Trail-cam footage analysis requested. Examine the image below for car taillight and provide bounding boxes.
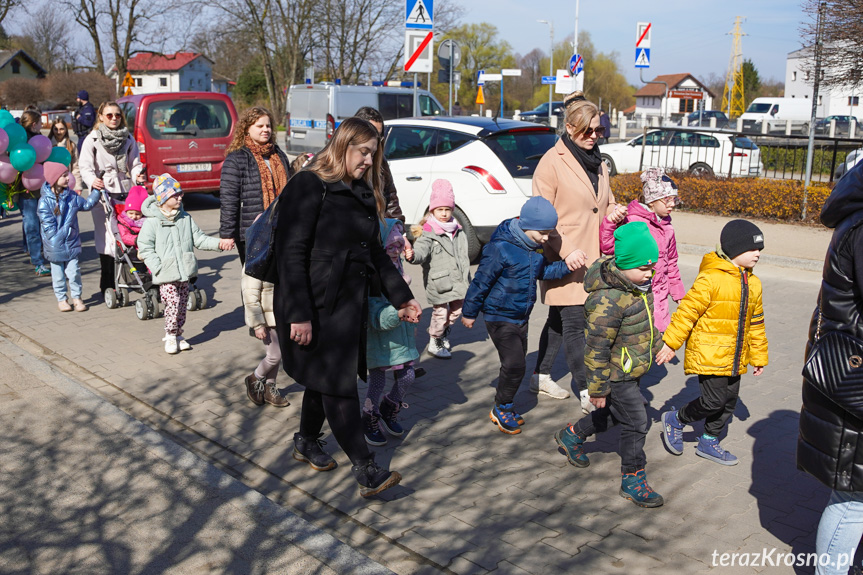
[137,141,147,165]
[326,114,335,139]
[285,112,291,137]
[462,165,506,194]
[728,152,748,157]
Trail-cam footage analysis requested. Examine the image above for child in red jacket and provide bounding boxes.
[118,185,148,248]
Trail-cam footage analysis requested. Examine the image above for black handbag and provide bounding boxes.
[802,295,863,420]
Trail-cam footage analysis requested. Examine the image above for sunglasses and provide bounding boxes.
[582,126,606,138]
[103,113,121,120]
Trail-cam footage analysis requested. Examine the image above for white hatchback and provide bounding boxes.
[383,117,557,261]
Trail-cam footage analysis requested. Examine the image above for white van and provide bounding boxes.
[741,97,812,134]
[285,83,445,154]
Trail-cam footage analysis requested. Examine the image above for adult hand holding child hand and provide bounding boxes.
[399,299,422,323]
[607,204,628,224]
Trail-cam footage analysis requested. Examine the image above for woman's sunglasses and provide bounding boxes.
[103,113,121,120]
[582,126,606,138]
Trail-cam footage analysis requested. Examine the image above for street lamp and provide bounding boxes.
[538,20,554,124]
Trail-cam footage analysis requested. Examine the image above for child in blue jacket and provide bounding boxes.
[37,161,100,312]
[462,196,573,435]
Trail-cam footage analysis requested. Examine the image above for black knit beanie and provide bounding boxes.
[720,219,765,259]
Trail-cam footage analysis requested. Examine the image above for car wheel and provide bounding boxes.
[453,206,481,263]
[601,154,617,177]
[689,162,714,177]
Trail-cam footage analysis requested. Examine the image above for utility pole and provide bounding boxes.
[721,17,746,119]
[538,20,554,123]
[803,1,827,220]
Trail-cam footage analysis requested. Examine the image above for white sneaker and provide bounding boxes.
[427,337,452,359]
[529,374,570,399]
[176,336,191,351]
[163,334,179,354]
[580,390,596,415]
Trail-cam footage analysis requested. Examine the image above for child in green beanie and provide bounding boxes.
[553,221,666,508]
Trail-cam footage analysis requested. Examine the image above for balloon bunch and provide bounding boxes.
[0,109,73,212]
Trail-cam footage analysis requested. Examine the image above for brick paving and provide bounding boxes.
[0,197,833,574]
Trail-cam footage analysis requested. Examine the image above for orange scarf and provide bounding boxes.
[245,135,287,209]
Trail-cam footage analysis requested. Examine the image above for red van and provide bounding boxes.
[116,92,237,193]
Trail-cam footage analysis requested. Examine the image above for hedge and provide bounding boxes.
[609,172,833,225]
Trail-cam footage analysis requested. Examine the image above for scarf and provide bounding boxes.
[245,135,288,210]
[98,124,131,175]
[562,132,602,195]
[159,205,180,221]
[508,218,539,250]
[426,214,461,238]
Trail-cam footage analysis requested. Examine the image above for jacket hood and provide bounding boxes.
[626,199,671,227]
[699,250,743,275]
[380,217,403,245]
[584,256,641,294]
[141,195,185,220]
[821,161,863,228]
[39,182,69,199]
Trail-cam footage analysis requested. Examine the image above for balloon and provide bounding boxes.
[47,146,72,167]
[0,110,14,127]
[21,164,44,191]
[9,143,36,172]
[4,122,26,149]
[67,173,77,191]
[0,154,16,184]
[0,127,7,155]
[30,135,52,163]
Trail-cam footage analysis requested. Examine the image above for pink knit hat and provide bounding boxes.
[429,179,455,211]
[125,185,148,212]
[43,161,69,187]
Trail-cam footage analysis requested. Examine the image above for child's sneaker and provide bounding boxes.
[176,335,191,351]
[263,381,289,407]
[163,334,179,354]
[530,373,570,399]
[579,390,596,415]
[71,298,87,312]
[489,403,521,434]
[553,424,590,467]
[352,455,401,498]
[696,435,739,466]
[362,412,387,446]
[427,337,451,359]
[620,469,664,508]
[441,326,452,351]
[35,265,50,276]
[58,300,72,312]
[379,396,405,436]
[660,409,684,455]
[244,373,265,406]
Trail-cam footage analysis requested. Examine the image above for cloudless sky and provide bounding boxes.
[462,0,809,85]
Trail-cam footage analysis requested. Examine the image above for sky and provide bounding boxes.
[462,0,809,86]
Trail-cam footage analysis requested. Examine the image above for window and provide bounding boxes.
[678,99,694,113]
[134,77,142,87]
[418,94,442,116]
[159,77,168,87]
[668,132,695,147]
[121,102,136,130]
[436,130,475,155]
[792,71,797,81]
[850,96,860,106]
[818,96,823,105]
[384,127,436,160]
[632,130,666,146]
[697,134,720,148]
[379,93,415,120]
[145,98,231,139]
[10,59,20,74]
[483,129,557,178]
[805,71,811,81]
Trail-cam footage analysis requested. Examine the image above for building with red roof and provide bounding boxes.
[109,53,227,95]
[633,73,715,121]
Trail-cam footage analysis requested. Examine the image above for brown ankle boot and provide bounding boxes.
[244,373,265,406]
[263,381,289,407]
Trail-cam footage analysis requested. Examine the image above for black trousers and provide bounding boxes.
[99,253,114,293]
[486,320,529,406]
[572,380,649,474]
[534,305,587,392]
[298,389,370,466]
[236,240,246,265]
[678,375,741,437]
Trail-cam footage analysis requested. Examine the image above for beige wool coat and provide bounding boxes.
[533,138,616,306]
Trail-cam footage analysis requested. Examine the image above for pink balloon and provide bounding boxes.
[22,164,45,191]
[0,154,15,184]
[0,127,8,155]
[68,173,76,191]
[30,135,52,164]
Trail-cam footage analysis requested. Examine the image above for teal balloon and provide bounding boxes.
[0,110,14,127]
[4,122,26,148]
[47,146,72,167]
[9,143,36,172]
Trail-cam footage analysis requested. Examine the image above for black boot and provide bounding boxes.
[352,454,401,498]
[379,396,405,436]
[292,433,337,471]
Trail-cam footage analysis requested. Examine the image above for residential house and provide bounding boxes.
[111,53,214,94]
[786,46,860,118]
[0,50,46,82]
[633,73,716,121]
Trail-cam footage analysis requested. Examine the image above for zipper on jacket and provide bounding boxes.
[640,292,654,371]
[732,269,749,377]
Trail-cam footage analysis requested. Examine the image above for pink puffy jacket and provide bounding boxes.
[599,199,686,332]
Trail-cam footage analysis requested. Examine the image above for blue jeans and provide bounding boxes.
[816,490,863,575]
[50,259,82,301]
[18,196,45,267]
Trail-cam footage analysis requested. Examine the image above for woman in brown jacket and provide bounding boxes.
[530,92,625,413]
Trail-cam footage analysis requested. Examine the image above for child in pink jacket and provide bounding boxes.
[118,185,148,248]
[599,168,685,333]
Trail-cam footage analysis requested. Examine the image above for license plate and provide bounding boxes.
[293,131,306,139]
[177,163,211,173]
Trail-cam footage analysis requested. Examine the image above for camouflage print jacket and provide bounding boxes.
[584,257,664,397]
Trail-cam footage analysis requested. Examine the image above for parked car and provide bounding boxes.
[682,110,729,129]
[600,128,762,178]
[518,101,565,124]
[815,115,859,136]
[383,117,557,261]
[834,147,863,180]
[116,92,237,193]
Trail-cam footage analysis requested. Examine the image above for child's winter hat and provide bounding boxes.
[640,167,678,204]
[614,221,659,270]
[518,196,559,231]
[720,219,764,259]
[152,174,183,205]
[429,179,455,211]
[43,161,69,187]
[125,185,148,212]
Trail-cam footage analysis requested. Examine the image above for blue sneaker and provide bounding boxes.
[379,396,405,437]
[696,435,739,466]
[490,403,521,434]
[512,408,525,426]
[362,412,387,446]
[661,409,684,455]
[620,469,664,508]
[554,424,589,467]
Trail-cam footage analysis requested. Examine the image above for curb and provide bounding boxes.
[678,242,824,272]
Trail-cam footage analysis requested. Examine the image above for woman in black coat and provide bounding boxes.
[219,107,292,263]
[798,161,863,572]
[274,117,421,498]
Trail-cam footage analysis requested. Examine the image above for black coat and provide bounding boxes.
[273,170,414,397]
[798,161,863,491]
[382,158,405,224]
[219,146,292,243]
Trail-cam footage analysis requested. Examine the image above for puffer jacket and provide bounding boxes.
[36,183,100,263]
[600,200,686,331]
[463,218,571,324]
[366,296,420,370]
[219,146,292,243]
[663,251,768,376]
[797,160,863,491]
[241,269,275,329]
[117,210,144,247]
[410,219,471,305]
[583,257,664,397]
[137,196,221,284]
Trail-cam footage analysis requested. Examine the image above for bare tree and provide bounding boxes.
[0,0,21,28]
[11,19,77,73]
[60,0,106,73]
[801,0,863,90]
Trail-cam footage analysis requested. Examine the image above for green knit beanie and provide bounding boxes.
[614,221,659,270]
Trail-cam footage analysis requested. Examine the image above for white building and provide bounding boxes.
[110,53,215,94]
[785,47,861,118]
[633,73,716,120]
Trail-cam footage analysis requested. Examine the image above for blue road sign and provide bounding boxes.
[406,0,434,30]
[477,69,485,86]
[635,48,650,68]
[541,76,556,85]
[569,54,583,76]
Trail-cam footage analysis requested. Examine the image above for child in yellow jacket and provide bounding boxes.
[656,219,769,465]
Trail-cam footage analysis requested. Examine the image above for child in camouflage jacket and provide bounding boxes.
[553,221,665,508]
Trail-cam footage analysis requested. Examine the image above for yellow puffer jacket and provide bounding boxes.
[663,251,768,376]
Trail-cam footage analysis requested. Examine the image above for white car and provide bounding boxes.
[835,148,863,181]
[383,117,557,261]
[600,129,763,178]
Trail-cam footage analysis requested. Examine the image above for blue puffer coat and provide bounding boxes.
[463,218,572,324]
[37,183,100,263]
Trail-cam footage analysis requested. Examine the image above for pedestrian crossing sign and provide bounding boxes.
[405,0,433,30]
[635,48,650,68]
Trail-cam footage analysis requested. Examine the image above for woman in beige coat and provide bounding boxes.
[530,93,624,413]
